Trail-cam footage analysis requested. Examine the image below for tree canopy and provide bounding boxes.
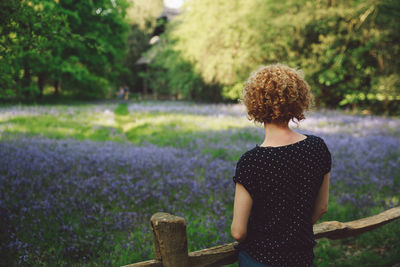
[146,0,400,113]
[0,0,129,100]
[1,0,399,114]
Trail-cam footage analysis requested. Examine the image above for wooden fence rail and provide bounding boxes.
[122,207,400,267]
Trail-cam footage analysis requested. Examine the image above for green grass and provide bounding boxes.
[114,103,129,116]
[314,221,400,267]
[0,104,258,161]
[1,115,123,141]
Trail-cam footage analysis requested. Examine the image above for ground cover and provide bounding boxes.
[0,101,399,266]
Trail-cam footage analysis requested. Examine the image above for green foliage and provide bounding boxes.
[145,0,400,113]
[172,0,264,86]
[292,0,400,110]
[126,0,163,32]
[60,56,111,99]
[58,0,129,97]
[2,0,399,113]
[0,0,129,100]
[222,83,244,101]
[122,24,151,92]
[121,0,164,92]
[147,0,271,101]
[0,0,71,99]
[142,42,218,100]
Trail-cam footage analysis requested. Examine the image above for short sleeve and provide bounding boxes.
[232,154,258,198]
[320,139,332,174]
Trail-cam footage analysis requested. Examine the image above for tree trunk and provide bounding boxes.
[143,66,148,95]
[22,59,31,98]
[54,80,59,96]
[38,73,45,99]
[22,20,32,99]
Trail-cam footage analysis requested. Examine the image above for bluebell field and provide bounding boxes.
[0,102,399,266]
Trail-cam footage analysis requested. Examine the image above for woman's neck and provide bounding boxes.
[261,121,305,147]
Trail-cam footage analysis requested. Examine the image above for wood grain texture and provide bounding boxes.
[151,212,189,267]
[188,242,238,267]
[151,218,162,261]
[121,259,162,267]
[313,207,400,239]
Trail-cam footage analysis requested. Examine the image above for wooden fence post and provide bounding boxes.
[151,218,162,262]
[151,212,189,267]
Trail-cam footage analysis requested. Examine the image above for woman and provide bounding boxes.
[231,64,331,267]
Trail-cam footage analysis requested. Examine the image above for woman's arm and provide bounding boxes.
[312,172,330,224]
[231,183,253,242]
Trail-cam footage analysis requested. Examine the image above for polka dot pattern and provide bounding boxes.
[233,134,331,267]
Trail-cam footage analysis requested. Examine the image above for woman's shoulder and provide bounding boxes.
[235,146,260,166]
[304,134,327,145]
[304,134,331,155]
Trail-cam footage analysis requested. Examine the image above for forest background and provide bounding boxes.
[1,1,400,266]
[1,0,399,113]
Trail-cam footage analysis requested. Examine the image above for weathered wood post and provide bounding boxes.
[151,212,189,267]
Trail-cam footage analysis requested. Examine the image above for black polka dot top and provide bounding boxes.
[233,134,331,267]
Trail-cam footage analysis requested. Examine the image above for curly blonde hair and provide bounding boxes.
[242,64,312,124]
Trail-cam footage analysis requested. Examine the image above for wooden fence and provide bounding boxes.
[123,207,400,267]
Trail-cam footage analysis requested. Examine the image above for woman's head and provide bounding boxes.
[242,64,312,124]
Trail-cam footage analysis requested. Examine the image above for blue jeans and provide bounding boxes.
[238,251,271,267]
[238,251,313,267]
